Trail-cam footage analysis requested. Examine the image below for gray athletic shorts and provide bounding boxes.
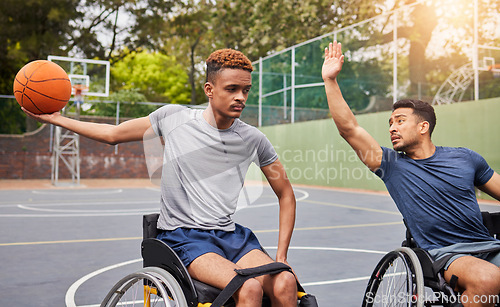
[428,240,500,271]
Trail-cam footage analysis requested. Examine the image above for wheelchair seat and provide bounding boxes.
[141,213,317,307]
[142,213,238,306]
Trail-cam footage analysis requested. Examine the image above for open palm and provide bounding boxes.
[322,41,344,81]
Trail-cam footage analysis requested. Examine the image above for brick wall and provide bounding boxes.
[0,116,150,179]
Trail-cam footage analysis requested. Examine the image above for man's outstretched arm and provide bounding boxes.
[322,41,383,171]
[22,108,153,145]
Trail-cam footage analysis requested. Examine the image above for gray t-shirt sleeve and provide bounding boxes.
[255,132,278,167]
[241,125,278,167]
[149,104,187,137]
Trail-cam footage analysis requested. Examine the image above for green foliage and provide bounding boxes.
[111,50,191,104]
[0,98,26,134]
[0,0,79,94]
[84,89,158,118]
[1,0,499,133]
[207,0,341,61]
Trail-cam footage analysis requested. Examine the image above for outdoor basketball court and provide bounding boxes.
[0,181,498,306]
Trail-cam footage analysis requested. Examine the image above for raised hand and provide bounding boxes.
[322,41,344,82]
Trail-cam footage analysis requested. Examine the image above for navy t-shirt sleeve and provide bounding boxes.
[468,148,494,186]
[374,146,397,181]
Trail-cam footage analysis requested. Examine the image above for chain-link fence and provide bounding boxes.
[249,0,500,126]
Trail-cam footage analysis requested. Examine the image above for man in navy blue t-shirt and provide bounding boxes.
[322,41,500,306]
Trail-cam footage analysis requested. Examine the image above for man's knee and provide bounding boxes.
[236,278,263,302]
[272,271,297,298]
[464,263,500,295]
[477,267,500,294]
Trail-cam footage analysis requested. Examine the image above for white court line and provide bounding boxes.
[1,200,158,208]
[65,258,142,307]
[302,275,371,286]
[17,205,158,213]
[32,189,124,195]
[0,212,158,218]
[29,200,159,207]
[66,245,387,307]
[242,189,309,209]
[0,200,159,217]
[3,190,306,216]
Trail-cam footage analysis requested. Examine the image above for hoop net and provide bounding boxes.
[488,64,500,79]
[72,84,89,96]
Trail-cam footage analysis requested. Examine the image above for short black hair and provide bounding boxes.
[393,99,437,136]
[206,49,253,83]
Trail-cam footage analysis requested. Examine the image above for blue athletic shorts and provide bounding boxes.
[156,223,263,267]
[428,240,500,271]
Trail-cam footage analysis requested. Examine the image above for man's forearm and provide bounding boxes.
[52,116,120,145]
[276,195,296,262]
[324,78,360,138]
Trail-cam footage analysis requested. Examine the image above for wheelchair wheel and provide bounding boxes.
[363,247,424,307]
[101,267,188,307]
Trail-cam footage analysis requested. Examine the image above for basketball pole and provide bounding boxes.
[51,86,84,186]
[473,0,479,102]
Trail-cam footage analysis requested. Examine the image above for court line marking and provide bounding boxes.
[17,205,158,213]
[301,199,401,215]
[65,258,142,307]
[0,221,403,247]
[0,212,158,218]
[240,188,309,209]
[0,199,159,207]
[0,237,142,247]
[32,189,124,195]
[254,221,403,233]
[65,246,387,307]
[1,190,307,217]
[15,200,159,207]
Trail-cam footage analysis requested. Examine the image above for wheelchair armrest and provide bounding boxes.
[413,248,439,282]
[143,213,160,239]
[482,211,500,238]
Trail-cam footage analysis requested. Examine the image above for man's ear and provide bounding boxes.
[419,121,430,135]
[204,82,213,98]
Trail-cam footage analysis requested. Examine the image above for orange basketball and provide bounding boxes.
[13,60,72,114]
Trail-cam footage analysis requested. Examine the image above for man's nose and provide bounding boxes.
[235,90,245,101]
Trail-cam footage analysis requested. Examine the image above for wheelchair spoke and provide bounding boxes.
[363,248,424,307]
[100,268,188,307]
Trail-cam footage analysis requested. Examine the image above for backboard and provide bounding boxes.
[47,55,110,97]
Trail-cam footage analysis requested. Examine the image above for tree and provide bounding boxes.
[0,0,81,132]
[84,89,157,118]
[162,0,214,105]
[68,0,179,60]
[206,0,340,61]
[342,0,499,98]
[111,49,190,104]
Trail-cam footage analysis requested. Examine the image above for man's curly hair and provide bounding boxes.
[206,49,253,83]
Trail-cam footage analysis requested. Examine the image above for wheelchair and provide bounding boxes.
[362,211,500,307]
[100,213,317,307]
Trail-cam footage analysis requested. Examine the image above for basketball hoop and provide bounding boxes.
[72,84,89,104]
[488,64,500,79]
[72,84,89,96]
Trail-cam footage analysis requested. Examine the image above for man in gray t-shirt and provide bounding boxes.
[24,48,298,306]
[149,104,279,232]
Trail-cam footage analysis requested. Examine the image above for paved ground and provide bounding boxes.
[0,179,498,306]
